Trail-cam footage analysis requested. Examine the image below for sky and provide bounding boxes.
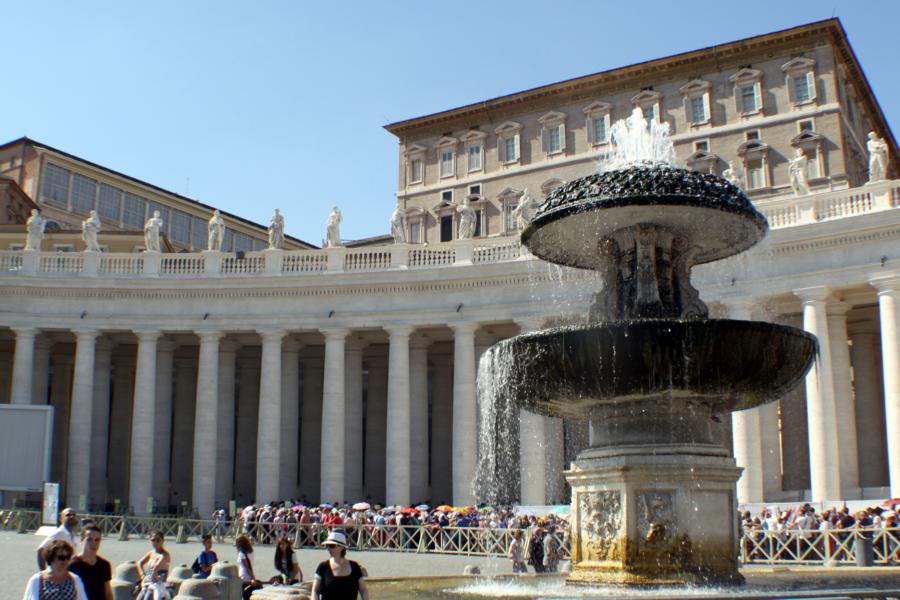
[1,1,896,245]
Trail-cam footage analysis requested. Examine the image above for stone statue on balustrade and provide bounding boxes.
[268,208,285,250]
[325,206,343,248]
[82,210,102,252]
[868,131,888,183]
[511,189,537,230]
[788,148,810,196]
[207,209,225,251]
[144,210,164,252]
[454,197,477,239]
[390,202,407,244]
[722,161,745,190]
[25,209,45,251]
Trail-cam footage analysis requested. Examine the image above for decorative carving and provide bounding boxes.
[325,206,342,248]
[579,491,623,561]
[637,491,676,550]
[268,208,285,250]
[143,210,163,253]
[512,189,536,230]
[207,210,225,251]
[722,161,745,189]
[82,210,101,252]
[25,209,45,251]
[788,148,810,196]
[454,197,477,239]
[868,132,888,183]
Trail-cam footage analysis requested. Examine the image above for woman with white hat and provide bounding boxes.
[310,531,368,600]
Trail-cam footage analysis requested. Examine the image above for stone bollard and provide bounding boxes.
[463,565,481,576]
[249,585,311,600]
[111,562,141,600]
[173,579,220,600]
[117,518,129,541]
[17,511,28,534]
[176,524,189,544]
[168,564,195,596]
[209,561,241,600]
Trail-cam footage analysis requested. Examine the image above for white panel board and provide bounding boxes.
[0,404,53,491]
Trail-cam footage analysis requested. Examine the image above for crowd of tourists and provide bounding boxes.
[739,501,899,535]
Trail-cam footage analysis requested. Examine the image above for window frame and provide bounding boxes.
[494,121,522,165]
[729,68,764,117]
[781,57,818,107]
[631,90,662,129]
[405,144,427,186]
[460,130,487,174]
[679,79,712,128]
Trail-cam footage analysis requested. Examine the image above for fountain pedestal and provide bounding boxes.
[566,445,743,586]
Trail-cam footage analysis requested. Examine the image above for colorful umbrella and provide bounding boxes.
[416,504,430,511]
[436,505,453,512]
[399,507,420,515]
[319,503,333,509]
[352,502,371,511]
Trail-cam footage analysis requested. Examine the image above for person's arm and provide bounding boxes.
[240,553,258,584]
[103,581,113,600]
[37,548,47,571]
[310,576,321,600]
[72,574,89,600]
[136,552,149,579]
[157,551,171,578]
[358,578,369,600]
[22,573,41,600]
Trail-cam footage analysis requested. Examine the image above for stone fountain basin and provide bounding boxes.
[484,319,816,420]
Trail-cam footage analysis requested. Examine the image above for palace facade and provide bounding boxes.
[1,18,899,515]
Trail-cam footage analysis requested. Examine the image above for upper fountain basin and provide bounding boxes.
[483,319,817,419]
[521,164,768,271]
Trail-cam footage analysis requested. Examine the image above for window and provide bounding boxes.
[747,160,763,189]
[233,231,254,252]
[97,184,122,222]
[694,140,709,152]
[730,68,764,116]
[798,119,814,132]
[690,96,706,124]
[148,202,170,235]
[503,201,516,232]
[782,57,817,106]
[409,221,421,244]
[804,148,818,181]
[468,184,481,196]
[440,215,453,242]
[191,216,207,249]
[632,90,661,128]
[53,244,74,252]
[467,144,482,171]
[405,144,427,185]
[594,118,607,143]
[441,190,453,203]
[547,124,562,153]
[439,150,454,178]
[409,158,423,183]
[740,86,757,113]
[584,101,612,146]
[170,210,191,244]
[70,174,97,213]
[495,121,522,164]
[793,75,811,103]
[122,193,147,228]
[42,163,71,207]
[680,79,711,127]
[8,243,24,251]
[643,104,655,124]
[745,130,760,141]
[539,111,567,156]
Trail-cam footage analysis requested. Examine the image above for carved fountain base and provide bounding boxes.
[565,442,743,587]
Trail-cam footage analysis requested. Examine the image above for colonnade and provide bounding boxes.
[1,320,566,516]
[730,277,900,504]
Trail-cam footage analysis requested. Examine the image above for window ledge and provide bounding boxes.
[739,110,762,118]
[546,150,565,157]
[591,140,610,147]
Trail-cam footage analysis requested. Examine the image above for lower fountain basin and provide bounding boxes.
[484,319,816,419]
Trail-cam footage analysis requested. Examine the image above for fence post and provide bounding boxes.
[118,517,129,541]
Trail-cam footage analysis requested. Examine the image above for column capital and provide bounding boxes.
[94,337,116,353]
[826,300,852,317]
[345,336,367,352]
[133,329,161,342]
[870,275,900,294]
[409,334,432,350]
[71,328,100,340]
[258,329,287,343]
[449,322,479,336]
[321,327,349,341]
[12,327,38,339]
[195,330,225,343]
[34,334,54,351]
[385,324,415,338]
[794,286,833,304]
[156,338,178,353]
[219,340,241,353]
[282,338,303,353]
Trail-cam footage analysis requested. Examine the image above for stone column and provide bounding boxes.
[343,338,365,502]
[725,301,765,504]
[516,319,547,505]
[49,351,74,486]
[32,336,52,405]
[299,356,324,502]
[10,327,37,404]
[320,328,347,504]
[234,352,259,504]
[451,322,477,505]
[796,287,842,501]
[280,339,302,499]
[848,319,889,488]
[215,341,239,506]
[430,354,453,504]
[364,355,387,503]
[0,352,9,405]
[409,336,431,504]
[193,331,223,516]
[66,329,98,509]
[828,302,860,496]
[256,329,285,504]
[385,325,413,506]
[151,340,176,509]
[873,277,900,497]
[89,339,114,506]
[129,330,160,515]
[107,353,134,503]
[758,402,783,498]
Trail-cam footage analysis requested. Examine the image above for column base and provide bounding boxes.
[566,446,743,587]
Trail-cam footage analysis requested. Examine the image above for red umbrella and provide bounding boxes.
[399,508,420,515]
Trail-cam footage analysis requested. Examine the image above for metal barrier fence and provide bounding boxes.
[3,510,897,565]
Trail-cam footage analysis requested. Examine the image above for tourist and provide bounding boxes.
[135,530,171,600]
[273,536,302,584]
[23,539,88,600]
[508,530,527,573]
[68,525,112,600]
[191,534,218,579]
[310,531,369,600]
[528,526,545,573]
[236,534,263,600]
[542,525,560,573]
[38,508,81,569]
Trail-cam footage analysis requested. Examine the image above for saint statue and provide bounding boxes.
[325,206,343,248]
[390,202,407,244]
[511,189,536,230]
[82,210,102,252]
[722,161,745,190]
[454,197,477,239]
[207,209,225,251]
[268,208,285,250]
[144,210,164,252]
[25,209,45,251]
[868,131,888,183]
[788,148,810,196]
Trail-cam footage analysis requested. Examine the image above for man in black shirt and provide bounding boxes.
[68,524,112,600]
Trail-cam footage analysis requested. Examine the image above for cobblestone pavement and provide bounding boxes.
[0,531,511,600]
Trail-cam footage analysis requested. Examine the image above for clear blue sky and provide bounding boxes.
[1,1,895,245]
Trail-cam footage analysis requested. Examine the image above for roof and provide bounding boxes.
[0,137,318,249]
[384,19,891,145]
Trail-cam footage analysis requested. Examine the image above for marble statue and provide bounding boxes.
[325,206,343,248]
[455,197,477,239]
[788,148,810,196]
[868,131,888,183]
[25,209,45,251]
[207,209,225,251]
[144,210,163,252]
[82,210,102,252]
[722,161,745,190]
[390,202,407,244]
[268,208,285,250]
[511,189,536,230]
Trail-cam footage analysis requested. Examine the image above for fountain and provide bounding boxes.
[481,108,818,586]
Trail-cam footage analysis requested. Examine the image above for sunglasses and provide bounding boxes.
[54,555,72,562]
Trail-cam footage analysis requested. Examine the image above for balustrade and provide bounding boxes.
[409,246,455,268]
[160,255,205,275]
[344,249,391,271]
[0,251,23,272]
[282,252,327,273]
